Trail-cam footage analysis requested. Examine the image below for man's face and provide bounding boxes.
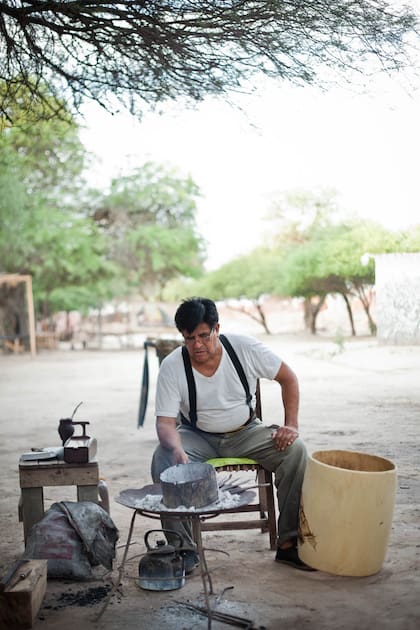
[182,322,220,363]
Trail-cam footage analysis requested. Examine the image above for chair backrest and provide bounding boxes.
[202,378,277,550]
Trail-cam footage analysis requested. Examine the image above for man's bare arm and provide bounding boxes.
[156,416,189,464]
[271,362,300,452]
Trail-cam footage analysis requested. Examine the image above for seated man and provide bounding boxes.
[151,297,313,572]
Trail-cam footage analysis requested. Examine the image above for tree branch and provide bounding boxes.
[0,0,418,121]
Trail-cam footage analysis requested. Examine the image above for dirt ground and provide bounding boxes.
[1,331,419,630]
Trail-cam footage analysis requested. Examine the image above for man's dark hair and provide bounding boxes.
[174,297,219,333]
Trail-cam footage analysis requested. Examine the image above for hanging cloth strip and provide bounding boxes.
[137,339,157,427]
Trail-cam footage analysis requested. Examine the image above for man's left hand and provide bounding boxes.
[271,426,299,451]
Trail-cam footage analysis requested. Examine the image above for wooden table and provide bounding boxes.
[19,458,99,543]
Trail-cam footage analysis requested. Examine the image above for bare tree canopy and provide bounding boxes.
[0,0,419,120]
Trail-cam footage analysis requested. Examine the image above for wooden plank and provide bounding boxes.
[0,273,31,287]
[19,459,98,469]
[25,276,36,357]
[0,559,47,629]
[19,458,98,469]
[35,332,58,350]
[19,462,99,488]
[77,484,99,503]
[21,488,44,544]
[0,274,36,356]
[201,519,269,531]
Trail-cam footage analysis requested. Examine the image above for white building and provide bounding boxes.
[374,253,420,344]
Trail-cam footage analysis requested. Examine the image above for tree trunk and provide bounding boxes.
[304,296,326,335]
[303,298,312,330]
[97,306,103,348]
[362,302,377,335]
[255,302,271,335]
[352,283,377,336]
[341,293,356,336]
[226,301,271,334]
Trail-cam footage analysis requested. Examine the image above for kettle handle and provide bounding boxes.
[144,529,184,551]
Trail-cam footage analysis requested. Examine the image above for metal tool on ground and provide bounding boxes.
[175,600,267,629]
[0,558,30,592]
[219,482,271,495]
[6,567,32,591]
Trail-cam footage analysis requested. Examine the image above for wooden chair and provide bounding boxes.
[200,381,277,550]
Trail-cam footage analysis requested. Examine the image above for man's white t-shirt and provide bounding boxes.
[155,334,281,433]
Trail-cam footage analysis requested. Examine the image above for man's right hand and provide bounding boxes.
[156,416,190,465]
[171,447,189,465]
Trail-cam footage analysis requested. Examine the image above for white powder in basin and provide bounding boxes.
[132,489,244,512]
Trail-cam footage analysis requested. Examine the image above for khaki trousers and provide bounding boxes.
[151,419,308,550]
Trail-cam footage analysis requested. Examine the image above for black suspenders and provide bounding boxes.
[181,342,198,426]
[181,333,254,429]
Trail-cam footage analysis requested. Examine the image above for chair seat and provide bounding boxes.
[207,457,258,468]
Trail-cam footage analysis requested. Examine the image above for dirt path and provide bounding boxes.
[1,334,419,629]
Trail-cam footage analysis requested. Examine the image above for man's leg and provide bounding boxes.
[218,421,314,569]
[150,425,218,554]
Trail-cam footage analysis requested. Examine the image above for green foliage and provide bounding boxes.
[104,163,200,225]
[0,145,30,233]
[280,239,333,298]
[399,225,420,252]
[127,224,203,283]
[0,201,118,315]
[0,80,86,199]
[317,220,403,279]
[267,187,342,246]
[188,248,286,301]
[90,163,206,299]
[176,248,286,333]
[0,83,117,317]
[0,84,205,317]
[189,187,420,336]
[279,218,398,298]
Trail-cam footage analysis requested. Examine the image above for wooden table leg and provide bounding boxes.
[21,487,44,544]
[77,484,98,503]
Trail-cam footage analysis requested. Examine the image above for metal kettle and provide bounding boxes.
[138,529,185,591]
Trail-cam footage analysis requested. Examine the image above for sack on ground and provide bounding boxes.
[23,501,119,580]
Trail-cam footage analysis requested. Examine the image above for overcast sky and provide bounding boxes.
[79,73,420,270]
